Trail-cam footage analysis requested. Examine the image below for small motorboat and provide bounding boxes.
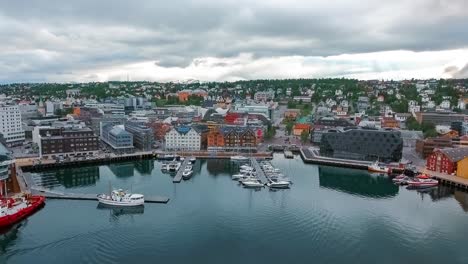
[0,194,45,228]
[189,157,196,163]
[182,170,193,180]
[231,155,249,162]
[407,174,438,188]
[161,162,169,171]
[242,180,264,188]
[267,180,290,189]
[392,174,406,182]
[168,161,181,172]
[97,189,144,206]
[368,161,390,174]
[232,174,245,180]
[240,165,253,170]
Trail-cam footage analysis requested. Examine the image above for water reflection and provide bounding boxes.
[96,204,144,219]
[108,163,135,178]
[206,159,234,176]
[0,221,27,254]
[318,166,399,198]
[54,166,100,188]
[134,160,155,175]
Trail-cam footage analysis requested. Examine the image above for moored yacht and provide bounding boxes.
[97,189,144,207]
[231,155,249,162]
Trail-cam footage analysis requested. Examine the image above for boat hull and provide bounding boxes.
[97,196,145,206]
[0,196,45,228]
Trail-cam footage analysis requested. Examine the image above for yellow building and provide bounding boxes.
[457,157,468,179]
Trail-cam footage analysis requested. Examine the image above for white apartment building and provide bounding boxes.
[164,127,201,151]
[0,105,25,145]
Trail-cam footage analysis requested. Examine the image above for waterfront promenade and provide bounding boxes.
[300,147,372,169]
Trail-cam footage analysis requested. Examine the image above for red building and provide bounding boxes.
[426,148,468,174]
[225,112,242,124]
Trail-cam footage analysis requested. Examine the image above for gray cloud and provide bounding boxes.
[0,0,468,82]
[445,64,468,78]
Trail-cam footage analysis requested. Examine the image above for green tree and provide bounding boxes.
[264,125,276,140]
[287,100,297,109]
[285,121,294,136]
[406,116,421,130]
[300,129,310,144]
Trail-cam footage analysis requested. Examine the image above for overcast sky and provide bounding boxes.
[1,0,468,83]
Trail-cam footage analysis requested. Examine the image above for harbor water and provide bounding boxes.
[2,154,468,264]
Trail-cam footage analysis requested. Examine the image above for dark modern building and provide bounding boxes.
[124,121,154,151]
[38,126,99,159]
[315,117,354,127]
[320,128,403,162]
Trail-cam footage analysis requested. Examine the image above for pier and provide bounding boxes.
[300,147,372,169]
[416,166,468,190]
[173,159,191,183]
[18,151,273,172]
[250,158,268,184]
[31,187,170,203]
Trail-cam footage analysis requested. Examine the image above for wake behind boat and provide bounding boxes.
[97,189,144,207]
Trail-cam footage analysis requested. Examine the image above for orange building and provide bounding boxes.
[381,117,400,128]
[73,107,81,115]
[293,123,311,136]
[440,130,459,138]
[178,91,191,102]
[207,129,225,148]
[284,109,301,120]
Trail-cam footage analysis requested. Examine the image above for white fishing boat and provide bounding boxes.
[97,189,144,207]
[231,155,249,162]
[368,161,390,174]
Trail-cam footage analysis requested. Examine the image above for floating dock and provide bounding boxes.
[172,159,191,183]
[250,158,268,184]
[31,187,170,203]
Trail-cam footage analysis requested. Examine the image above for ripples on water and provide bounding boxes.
[3,154,468,264]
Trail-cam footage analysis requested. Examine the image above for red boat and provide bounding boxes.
[0,194,45,228]
[407,174,438,188]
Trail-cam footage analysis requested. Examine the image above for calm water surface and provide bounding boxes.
[1,154,468,264]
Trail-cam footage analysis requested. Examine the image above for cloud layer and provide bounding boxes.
[1,0,468,82]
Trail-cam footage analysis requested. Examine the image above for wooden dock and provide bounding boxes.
[250,158,268,184]
[173,159,191,183]
[31,187,170,203]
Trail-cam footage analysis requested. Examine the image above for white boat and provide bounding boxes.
[185,165,193,171]
[240,165,253,170]
[161,162,169,171]
[189,157,196,163]
[240,169,256,174]
[232,174,245,180]
[231,155,249,162]
[407,174,438,188]
[97,189,144,207]
[242,180,264,188]
[267,180,290,189]
[182,170,193,179]
[168,162,181,172]
[368,161,390,174]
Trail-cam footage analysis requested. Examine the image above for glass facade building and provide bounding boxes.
[320,128,403,162]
